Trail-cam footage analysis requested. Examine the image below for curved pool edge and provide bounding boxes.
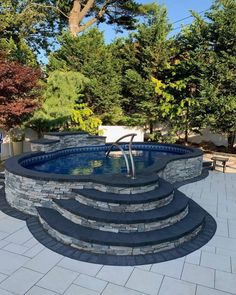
[5,142,203,187]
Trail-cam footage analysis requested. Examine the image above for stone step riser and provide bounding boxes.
[52,202,189,233]
[80,182,159,195]
[38,215,203,256]
[75,192,174,212]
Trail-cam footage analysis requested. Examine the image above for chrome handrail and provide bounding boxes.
[106,133,137,179]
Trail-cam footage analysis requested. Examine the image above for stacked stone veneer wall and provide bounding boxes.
[5,170,158,216]
[158,156,203,183]
[31,133,106,152]
[5,154,202,216]
[39,215,202,255]
[53,201,188,233]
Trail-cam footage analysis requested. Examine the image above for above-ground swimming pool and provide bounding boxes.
[4,134,216,266]
[21,144,189,176]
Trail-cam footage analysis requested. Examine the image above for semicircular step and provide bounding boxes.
[71,179,174,212]
[36,200,205,256]
[52,191,188,232]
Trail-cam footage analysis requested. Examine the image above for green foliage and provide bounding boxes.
[0,0,57,57]
[202,0,236,145]
[28,70,101,135]
[111,4,172,131]
[48,29,123,124]
[71,103,102,134]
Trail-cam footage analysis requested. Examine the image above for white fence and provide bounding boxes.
[99,126,144,143]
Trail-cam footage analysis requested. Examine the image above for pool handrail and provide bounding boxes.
[106,133,137,179]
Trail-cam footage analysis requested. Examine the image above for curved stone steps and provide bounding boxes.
[73,179,173,204]
[52,191,188,233]
[37,201,205,255]
[72,179,174,212]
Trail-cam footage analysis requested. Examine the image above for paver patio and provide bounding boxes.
[0,171,236,295]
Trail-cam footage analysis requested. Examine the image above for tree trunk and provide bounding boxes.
[69,0,81,37]
[227,131,236,152]
[184,104,189,144]
[68,0,100,36]
[149,121,154,134]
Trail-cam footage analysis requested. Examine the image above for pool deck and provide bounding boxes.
[0,171,236,295]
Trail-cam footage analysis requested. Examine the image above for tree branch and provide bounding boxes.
[77,17,97,33]
[78,0,113,30]
[28,3,69,18]
[77,0,95,24]
[71,0,114,35]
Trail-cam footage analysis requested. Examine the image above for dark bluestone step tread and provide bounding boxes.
[53,191,188,224]
[37,201,205,247]
[72,179,173,204]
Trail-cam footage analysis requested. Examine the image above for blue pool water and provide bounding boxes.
[26,149,182,176]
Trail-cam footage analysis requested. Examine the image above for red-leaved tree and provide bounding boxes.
[0,58,42,130]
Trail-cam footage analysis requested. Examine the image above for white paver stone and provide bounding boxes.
[36,266,78,294]
[215,270,236,294]
[197,285,235,295]
[0,231,9,240]
[0,218,25,234]
[58,258,102,276]
[97,265,133,286]
[102,283,144,295]
[25,286,58,295]
[23,243,45,258]
[126,268,163,295]
[185,250,201,265]
[0,267,43,295]
[200,252,231,272]
[3,243,29,255]
[159,276,196,295]
[74,274,107,293]
[0,288,15,295]
[151,257,184,279]
[5,227,33,245]
[24,248,62,273]
[64,284,100,295]
[0,273,8,283]
[181,263,215,288]
[0,249,29,275]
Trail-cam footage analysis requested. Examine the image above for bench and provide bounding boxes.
[211,156,229,173]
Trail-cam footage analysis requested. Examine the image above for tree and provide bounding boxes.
[201,0,236,150]
[152,20,208,144]
[169,0,236,148]
[0,58,42,130]
[153,0,236,147]
[0,0,155,58]
[112,4,171,132]
[0,0,58,57]
[28,70,101,135]
[48,28,123,124]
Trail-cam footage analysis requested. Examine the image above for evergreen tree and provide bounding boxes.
[112,4,171,133]
[28,70,101,135]
[200,0,236,150]
[48,28,123,124]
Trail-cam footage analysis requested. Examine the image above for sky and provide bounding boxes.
[39,0,214,63]
[99,0,214,43]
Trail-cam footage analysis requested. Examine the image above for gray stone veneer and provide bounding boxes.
[5,170,158,215]
[158,156,203,183]
[31,133,106,152]
[74,192,173,213]
[39,214,202,255]
[53,202,188,233]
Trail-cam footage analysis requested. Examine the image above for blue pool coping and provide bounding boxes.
[5,142,203,187]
